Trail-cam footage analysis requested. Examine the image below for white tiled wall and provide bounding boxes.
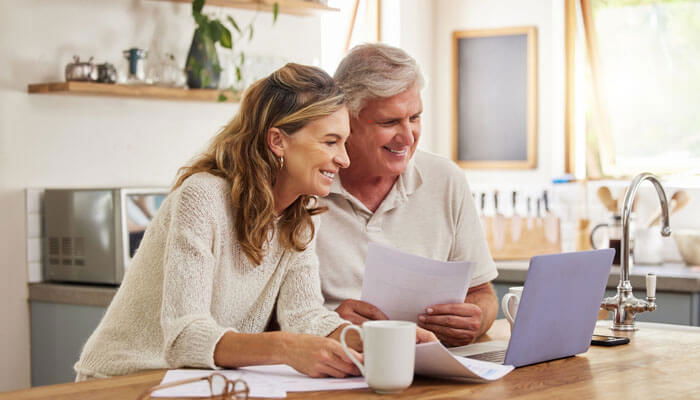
[25,189,44,283]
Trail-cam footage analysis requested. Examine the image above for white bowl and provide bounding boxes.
[673,229,700,266]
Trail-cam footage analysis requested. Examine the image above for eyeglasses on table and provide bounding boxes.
[137,372,249,400]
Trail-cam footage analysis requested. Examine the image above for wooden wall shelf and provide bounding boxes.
[27,82,240,103]
[151,0,339,16]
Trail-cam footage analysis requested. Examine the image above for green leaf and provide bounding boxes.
[227,16,242,34]
[219,25,232,49]
[218,93,228,102]
[193,0,204,16]
[248,24,254,41]
[273,2,279,23]
[235,66,242,82]
[209,20,222,44]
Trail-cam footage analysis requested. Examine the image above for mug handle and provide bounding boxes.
[340,325,365,376]
[589,223,608,249]
[501,293,518,324]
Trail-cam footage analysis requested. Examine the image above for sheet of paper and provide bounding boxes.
[415,341,514,382]
[152,369,286,398]
[241,365,368,392]
[361,242,474,321]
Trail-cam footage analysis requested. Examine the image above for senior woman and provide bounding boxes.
[75,64,368,381]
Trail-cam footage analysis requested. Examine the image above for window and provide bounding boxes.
[320,0,381,74]
[568,0,700,178]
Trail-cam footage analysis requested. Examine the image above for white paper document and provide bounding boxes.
[240,364,368,392]
[361,242,475,322]
[153,365,368,398]
[415,341,514,382]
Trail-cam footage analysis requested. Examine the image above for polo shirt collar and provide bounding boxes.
[329,154,424,202]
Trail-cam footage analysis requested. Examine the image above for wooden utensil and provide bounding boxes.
[647,190,690,227]
[597,186,617,213]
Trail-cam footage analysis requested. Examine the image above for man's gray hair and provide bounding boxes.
[334,43,424,117]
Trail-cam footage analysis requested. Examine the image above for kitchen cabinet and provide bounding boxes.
[494,262,700,326]
[30,302,107,386]
[494,282,699,325]
[29,283,115,386]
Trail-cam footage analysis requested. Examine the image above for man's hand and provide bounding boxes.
[334,299,389,325]
[417,303,483,347]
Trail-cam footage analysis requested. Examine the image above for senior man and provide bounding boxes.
[316,43,498,347]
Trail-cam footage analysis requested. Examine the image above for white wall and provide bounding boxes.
[398,0,436,154]
[0,0,321,391]
[428,0,566,186]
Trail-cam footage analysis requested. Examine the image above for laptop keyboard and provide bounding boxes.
[467,350,506,363]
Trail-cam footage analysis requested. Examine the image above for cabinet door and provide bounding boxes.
[31,301,106,386]
[602,289,697,326]
[494,283,698,326]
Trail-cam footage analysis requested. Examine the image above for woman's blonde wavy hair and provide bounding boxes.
[174,63,346,265]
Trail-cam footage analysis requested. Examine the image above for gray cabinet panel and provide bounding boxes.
[30,301,105,386]
[602,289,694,326]
[493,283,697,326]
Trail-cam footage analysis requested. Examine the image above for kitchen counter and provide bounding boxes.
[28,262,700,307]
[496,261,700,293]
[29,282,117,307]
[26,261,700,386]
[493,261,700,327]
[8,319,700,399]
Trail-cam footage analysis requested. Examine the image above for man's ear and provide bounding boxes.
[267,127,285,158]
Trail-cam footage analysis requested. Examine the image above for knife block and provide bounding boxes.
[480,216,561,260]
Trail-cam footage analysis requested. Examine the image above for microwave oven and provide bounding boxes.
[43,188,169,285]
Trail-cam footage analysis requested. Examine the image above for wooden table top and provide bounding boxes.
[5,319,700,400]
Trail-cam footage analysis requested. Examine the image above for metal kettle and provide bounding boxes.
[65,56,97,82]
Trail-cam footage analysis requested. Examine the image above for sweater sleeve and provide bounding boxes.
[276,228,348,336]
[160,179,234,369]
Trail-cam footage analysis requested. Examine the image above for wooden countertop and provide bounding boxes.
[5,319,700,399]
[496,261,700,292]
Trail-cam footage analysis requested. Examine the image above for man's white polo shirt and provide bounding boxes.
[316,150,498,309]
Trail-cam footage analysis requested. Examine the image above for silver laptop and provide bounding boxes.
[450,249,615,367]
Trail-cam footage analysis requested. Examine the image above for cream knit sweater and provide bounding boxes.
[74,172,346,379]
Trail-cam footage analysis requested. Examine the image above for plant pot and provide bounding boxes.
[185,28,221,89]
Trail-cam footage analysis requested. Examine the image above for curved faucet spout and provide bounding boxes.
[620,173,671,283]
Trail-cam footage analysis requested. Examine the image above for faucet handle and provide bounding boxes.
[646,273,657,299]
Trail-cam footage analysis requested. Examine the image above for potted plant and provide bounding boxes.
[185,0,279,90]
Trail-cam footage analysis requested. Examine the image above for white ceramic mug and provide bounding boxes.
[340,320,416,394]
[501,286,524,329]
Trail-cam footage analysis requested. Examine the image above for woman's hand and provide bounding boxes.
[281,333,363,378]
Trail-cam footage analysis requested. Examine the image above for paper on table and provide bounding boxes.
[415,342,514,382]
[152,369,285,398]
[240,365,368,392]
[361,242,474,322]
[153,365,368,398]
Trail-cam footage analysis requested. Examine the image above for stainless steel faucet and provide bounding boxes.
[600,173,672,331]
